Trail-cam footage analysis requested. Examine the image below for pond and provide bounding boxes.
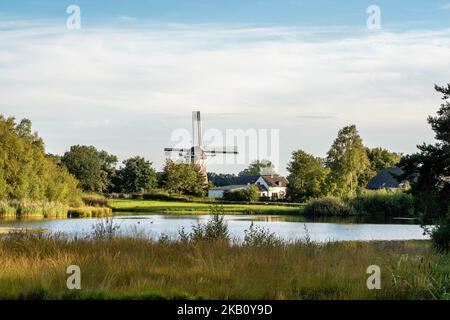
[0,213,429,242]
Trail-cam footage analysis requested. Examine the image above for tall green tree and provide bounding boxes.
[366,147,401,173]
[400,84,450,217]
[239,159,276,176]
[161,159,205,196]
[117,156,157,193]
[326,125,371,196]
[0,115,81,205]
[286,150,329,202]
[61,145,117,193]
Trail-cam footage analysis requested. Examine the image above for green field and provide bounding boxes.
[0,235,448,300]
[111,199,305,214]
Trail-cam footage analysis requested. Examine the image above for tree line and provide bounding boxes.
[1,84,448,219]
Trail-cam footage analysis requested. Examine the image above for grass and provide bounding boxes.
[0,200,68,218]
[111,199,305,215]
[0,234,448,300]
[67,207,112,218]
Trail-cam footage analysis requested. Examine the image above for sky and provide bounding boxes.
[1,1,450,175]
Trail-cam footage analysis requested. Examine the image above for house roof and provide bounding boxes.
[209,185,248,191]
[261,175,288,188]
[366,166,405,189]
[236,175,260,185]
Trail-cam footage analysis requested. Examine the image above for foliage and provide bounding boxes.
[116,156,157,194]
[0,199,69,218]
[428,210,450,253]
[303,197,353,217]
[245,184,261,202]
[349,190,415,216]
[243,222,282,247]
[160,159,205,196]
[286,150,330,202]
[82,195,110,207]
[61,145,117,193]
[400,84,450,218]
[181,205,229,242]
[326,125,372,196]
[91,217,120,240]
[222,185,261,202]
[239,159,276,176]
[68,207,112,218]
[366,147,401,173]
[0,115,82,206]
[223,189,248,201]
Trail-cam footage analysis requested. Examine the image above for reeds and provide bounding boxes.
[0,233,448,300]
[0,200,68,218]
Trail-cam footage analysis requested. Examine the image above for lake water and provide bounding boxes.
[0,213,429,242]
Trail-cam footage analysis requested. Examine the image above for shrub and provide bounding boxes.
[350,191,415,216]
[142,190,190,202]
[179,205,229,242]
[82,195,110,207]
[428,209,450,253]
[91,217,120,240]
[223,189,248,202]
[68,207,112,218]
[243,222,282,247]
[303,197,353,217]
[223,186,260,202]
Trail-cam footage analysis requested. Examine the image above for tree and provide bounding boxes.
[245,184,261,202]
[286,150,329,202]
[239,159,276,176]
[366,147,401,173]
[161,159,205,196]
[117,156,157,193]
[61,145,118,193]
[0,115,81,205]
[326,125,371,196]
[400,84,450,217]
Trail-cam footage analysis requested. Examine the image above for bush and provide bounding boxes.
[303,197,353,217]
[178,205,229,242]
[244,222,282,247]
[223,186,260,202]
[68,207,112,218]
[428,209,450,253]
[82,195,110,207]
[142,190,190,202]
[223,189,248,202]
[350,191,415,216]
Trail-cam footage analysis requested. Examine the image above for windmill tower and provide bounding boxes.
[164,111,238,185]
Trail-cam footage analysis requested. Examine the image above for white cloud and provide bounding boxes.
[439,3,450,10]
[0,20,449,174]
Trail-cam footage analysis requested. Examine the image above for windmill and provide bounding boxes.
[164,111,238,184]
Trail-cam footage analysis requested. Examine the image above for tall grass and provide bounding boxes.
[0,233,448,300]
[0,200,68,218]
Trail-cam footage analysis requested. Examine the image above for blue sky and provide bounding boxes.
[1,1,450,175]
[1,0,450,28]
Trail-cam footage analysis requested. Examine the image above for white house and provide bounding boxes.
[255,175,288,199]
[208,175,288,200]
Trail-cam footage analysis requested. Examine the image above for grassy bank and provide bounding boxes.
[111,199,305,214]
[0,235,448,300]
[0,199,112,219]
